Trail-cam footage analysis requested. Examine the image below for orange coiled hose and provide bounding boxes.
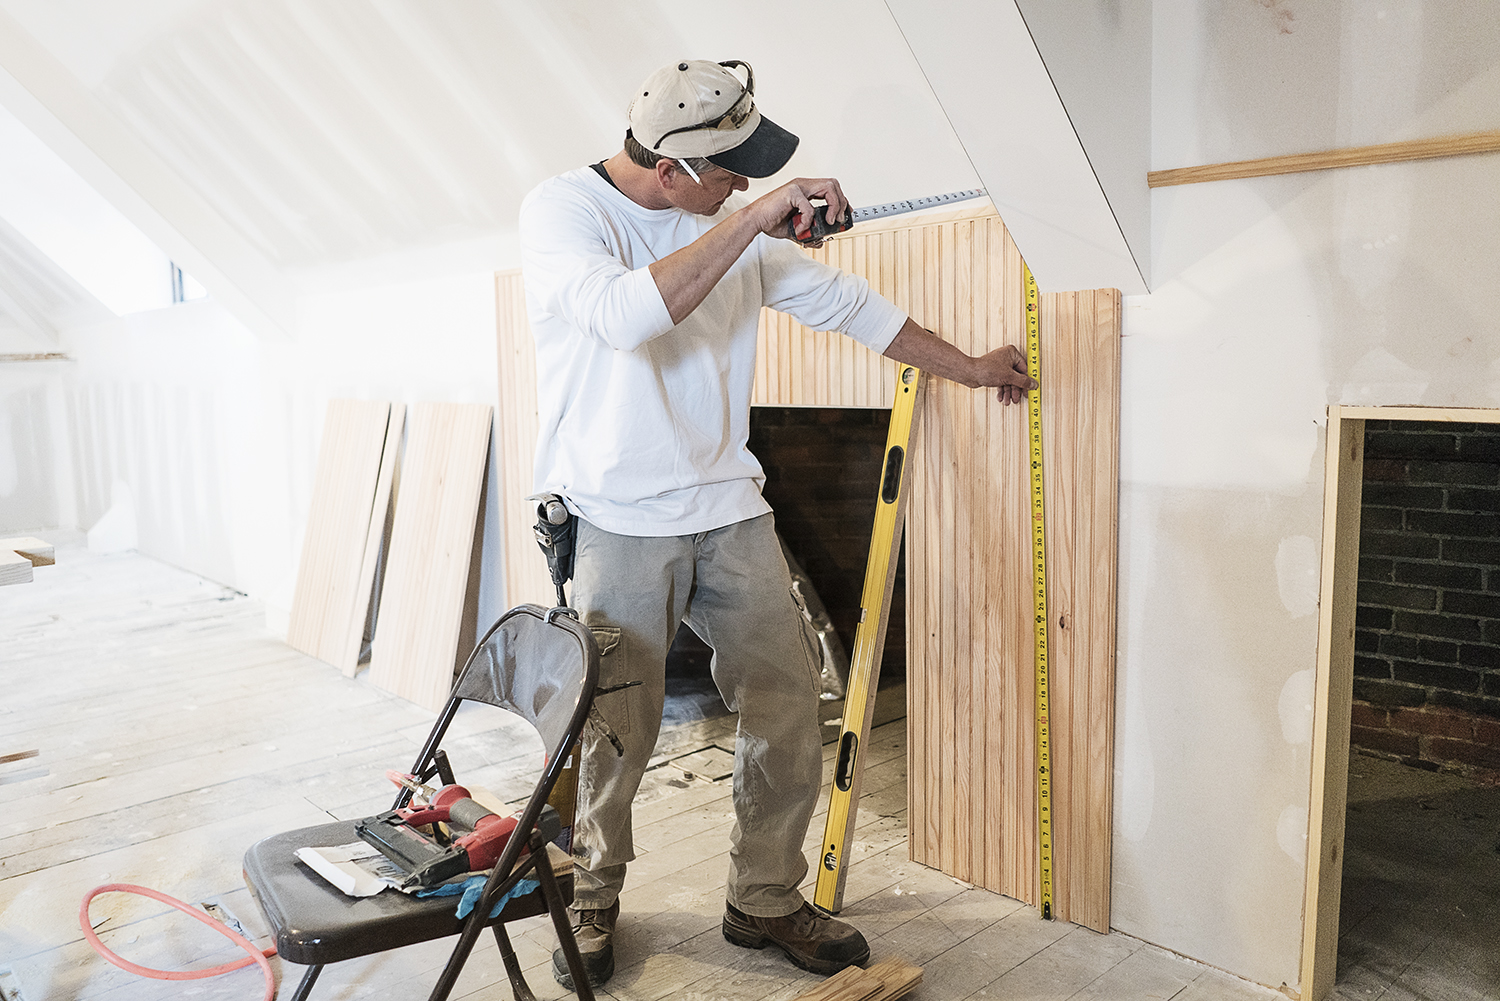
[79,883,276,1001]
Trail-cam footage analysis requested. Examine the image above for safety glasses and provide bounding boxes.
[650,60,756,150]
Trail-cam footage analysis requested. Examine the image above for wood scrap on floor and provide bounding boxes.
[0,536,54,566]
[368,402,493,712]
[0,549,31,586]
[792,958,923,1001]
[286,400,399,673]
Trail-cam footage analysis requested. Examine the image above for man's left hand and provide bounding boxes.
[974,345,1035,406]
[883,320,1037,406]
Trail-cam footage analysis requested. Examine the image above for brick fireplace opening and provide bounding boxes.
[665,406,905,693]
[1351,419,1500,784]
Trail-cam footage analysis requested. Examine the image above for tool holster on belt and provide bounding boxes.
[527,493,576,607]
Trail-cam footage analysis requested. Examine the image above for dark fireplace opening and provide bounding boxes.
[1352,419,1500,783]
[664,407,907,716]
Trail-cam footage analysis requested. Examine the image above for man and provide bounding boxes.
[519,59,1034,990]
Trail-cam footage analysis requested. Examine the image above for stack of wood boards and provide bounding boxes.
[368,402,493,712]
[791,959,923,1001]
[286,401,404,675]
[0,536,54,586]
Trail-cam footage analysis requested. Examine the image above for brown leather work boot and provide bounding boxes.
[722,901,870,975]
[552,899,618,989]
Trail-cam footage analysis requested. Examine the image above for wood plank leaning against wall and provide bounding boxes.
[494,205,1120,931]
[367,402,493,712]
[286,399,400,675]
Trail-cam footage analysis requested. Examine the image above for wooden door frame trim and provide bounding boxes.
[1301,404,1500,1000]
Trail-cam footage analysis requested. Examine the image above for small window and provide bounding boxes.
[169,262,208,304]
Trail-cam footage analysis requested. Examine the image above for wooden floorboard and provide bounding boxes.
[0,546,1275,1000]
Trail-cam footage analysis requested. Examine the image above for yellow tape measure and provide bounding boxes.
[1025,264,1054,921]
[814,364,925,915]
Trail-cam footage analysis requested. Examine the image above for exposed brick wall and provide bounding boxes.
[752,407,905,682]
[667,407,905,684]
[1353,419,1500,782]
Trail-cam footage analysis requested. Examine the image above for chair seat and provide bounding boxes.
[243,820,570,966]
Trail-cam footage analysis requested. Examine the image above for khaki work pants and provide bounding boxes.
[569,513,824,918]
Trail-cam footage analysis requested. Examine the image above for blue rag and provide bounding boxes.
[417,875,540,919]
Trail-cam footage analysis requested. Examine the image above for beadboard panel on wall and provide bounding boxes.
[877,212,1121,932]
[494,209,1120,930]
[1038,286,1121,932]
[906,214,1037,905]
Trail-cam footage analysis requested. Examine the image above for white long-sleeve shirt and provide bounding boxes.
[518,167,906,536]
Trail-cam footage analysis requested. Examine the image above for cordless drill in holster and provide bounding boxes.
[527,493,576,607]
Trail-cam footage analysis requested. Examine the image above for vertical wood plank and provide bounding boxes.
[1084,289,1121,933]
[286,399,393,669]
[980,218,1009,893]
[1302,409,1365,1000]
[338,402,405,676]
[1041,290,1077,921]
[367,402,493,712]
[963,219,987,886]
[495,273,555,608]
[1004,229,1037,904]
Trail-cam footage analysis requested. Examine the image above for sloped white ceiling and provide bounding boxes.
[0,2,976,268]
[0,215,109,340]
[0,0,1147,335]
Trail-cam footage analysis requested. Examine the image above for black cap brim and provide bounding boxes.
[705,114,799,178]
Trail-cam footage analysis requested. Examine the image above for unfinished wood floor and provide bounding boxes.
[0,545,1279,1001]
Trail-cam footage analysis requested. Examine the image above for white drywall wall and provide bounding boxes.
[1117,1,1500,989]
[0,358,74,534]
[49,272,505,631]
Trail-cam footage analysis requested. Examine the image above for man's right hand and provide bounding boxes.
[745,179,850,247]
[651,177,852,325]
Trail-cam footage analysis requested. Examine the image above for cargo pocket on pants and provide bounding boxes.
[587,626,629,735]
[787,586,823,698]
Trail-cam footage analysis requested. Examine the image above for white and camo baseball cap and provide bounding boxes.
[627,59,799,178]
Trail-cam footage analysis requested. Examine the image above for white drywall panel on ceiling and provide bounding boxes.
[1118,1,1500,989]
[883,0,1148,294]
[0,0,979,295]
[1012,0,1152,287]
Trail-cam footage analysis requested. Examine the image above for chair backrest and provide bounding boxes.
[451,604,598,759]
[400,605,598,857]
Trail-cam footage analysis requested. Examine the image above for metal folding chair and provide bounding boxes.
[243,604,600,1001]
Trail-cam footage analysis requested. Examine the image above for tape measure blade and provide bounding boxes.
[851,189,987,225]
[1025,263,1055,921]
[813,367,925,915]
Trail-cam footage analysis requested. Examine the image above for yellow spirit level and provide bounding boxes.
[814,363,925,914]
